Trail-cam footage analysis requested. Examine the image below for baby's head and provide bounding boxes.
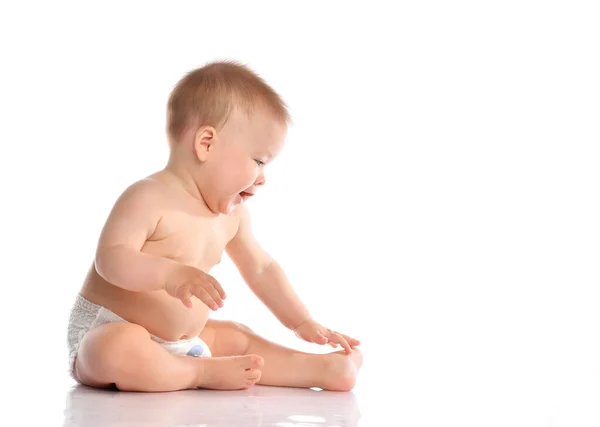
[165,60,291,214]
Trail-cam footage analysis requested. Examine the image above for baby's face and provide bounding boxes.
[200,106,287,214]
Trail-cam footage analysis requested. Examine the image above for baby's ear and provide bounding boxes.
[194,126,216,162]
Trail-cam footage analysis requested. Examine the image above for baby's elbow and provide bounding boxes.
[246,259,277,288]
[94,246,120,283]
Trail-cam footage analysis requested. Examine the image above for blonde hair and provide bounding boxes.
[166,60,291,144]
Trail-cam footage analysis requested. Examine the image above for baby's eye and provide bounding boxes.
[255,159,265,167]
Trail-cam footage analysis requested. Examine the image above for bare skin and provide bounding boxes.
[74,106,362,392]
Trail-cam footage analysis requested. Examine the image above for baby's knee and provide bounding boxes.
[232,321,253,334]
[77,323,149,381]
[210,321,253,355]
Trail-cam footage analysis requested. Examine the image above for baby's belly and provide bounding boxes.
[81,265,210,341]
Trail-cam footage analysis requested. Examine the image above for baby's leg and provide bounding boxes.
[200,320,363,391]
[75,322,264,392]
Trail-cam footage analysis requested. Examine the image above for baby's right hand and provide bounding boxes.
[164,265,226,310]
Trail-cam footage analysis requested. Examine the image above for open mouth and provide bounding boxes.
[239,191,254,201]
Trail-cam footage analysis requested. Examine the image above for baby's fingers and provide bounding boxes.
[202,283,224,308]
[207,275,227,300]
[314,331,328,344]
[329,332,352,354]
[191,287,219,311]
[340,334,360,347]
[173,287,194,309]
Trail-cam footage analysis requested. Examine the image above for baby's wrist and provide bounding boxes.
[163,262,190,292]
[290,318,312,332]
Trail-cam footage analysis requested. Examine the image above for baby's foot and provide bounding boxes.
[322,348,363,392]
[196,355,264,390]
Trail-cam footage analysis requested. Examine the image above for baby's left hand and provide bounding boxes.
[293,319,360,354]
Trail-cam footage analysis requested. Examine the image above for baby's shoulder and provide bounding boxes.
[120,176,168,200]
[112,176,170,213]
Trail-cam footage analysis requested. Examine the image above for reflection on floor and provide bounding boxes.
[63,383,361,427]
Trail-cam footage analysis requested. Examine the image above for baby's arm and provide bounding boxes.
[226,205,311,329]
[95,180,183,291]
[94,180,225,310]
[227,205,360,352]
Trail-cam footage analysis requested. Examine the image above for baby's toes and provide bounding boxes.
[245,368,262,388]
[236,354,263,370]
[246,368,261,381]
[248,354,264,369]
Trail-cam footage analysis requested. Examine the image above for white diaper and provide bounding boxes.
[67,294,211,381]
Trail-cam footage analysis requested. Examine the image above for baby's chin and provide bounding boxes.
[220,194,244,215]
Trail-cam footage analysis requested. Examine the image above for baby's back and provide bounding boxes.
[81,172,239,341]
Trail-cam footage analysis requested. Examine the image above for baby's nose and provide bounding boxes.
[255,174,266,186]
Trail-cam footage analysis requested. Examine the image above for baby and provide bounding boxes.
[67,60,362,392]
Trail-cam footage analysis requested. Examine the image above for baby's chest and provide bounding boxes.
[145,213,236,269]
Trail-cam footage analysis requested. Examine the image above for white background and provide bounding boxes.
[1,1,599,426]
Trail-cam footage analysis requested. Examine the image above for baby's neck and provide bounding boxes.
[161,157,206,205]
